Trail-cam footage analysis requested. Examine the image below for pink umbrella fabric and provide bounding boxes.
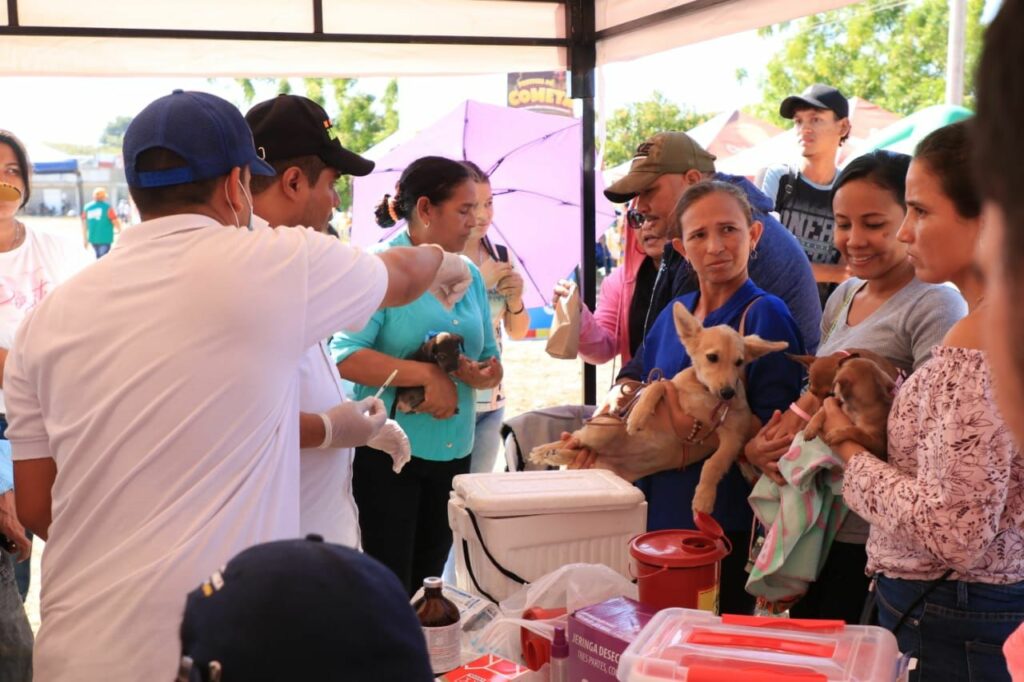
[351,100,618,309]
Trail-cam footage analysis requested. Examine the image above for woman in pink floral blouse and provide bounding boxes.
[822,121,1024,682]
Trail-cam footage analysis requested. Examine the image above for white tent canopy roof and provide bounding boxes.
[0,0,861,77]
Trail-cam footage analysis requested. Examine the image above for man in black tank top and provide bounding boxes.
[760,84,852,308]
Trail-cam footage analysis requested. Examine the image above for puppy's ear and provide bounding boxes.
[786,353,817,369]
[672,302,703,347]
[871,364,897,400]
[743,335,789,362]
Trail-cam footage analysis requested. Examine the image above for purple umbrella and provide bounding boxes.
[351,100,618,309]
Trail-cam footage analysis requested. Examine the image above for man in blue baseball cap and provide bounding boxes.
[5,90,471,682]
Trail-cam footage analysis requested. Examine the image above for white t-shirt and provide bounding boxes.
[0,226,91,412]
[4,214,388,681]
[298,340,360,547]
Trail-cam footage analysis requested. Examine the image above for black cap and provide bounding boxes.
[245,95,375,176]
[179,535,433,682]
[780,84,849,120]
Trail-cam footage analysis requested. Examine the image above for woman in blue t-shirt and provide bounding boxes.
[614,180,806,615]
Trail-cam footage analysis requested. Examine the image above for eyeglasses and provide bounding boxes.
[626,208,646,228]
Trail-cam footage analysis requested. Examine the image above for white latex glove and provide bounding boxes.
[366,419,412,473]
[429,250,473,309]
[317,397,387,449]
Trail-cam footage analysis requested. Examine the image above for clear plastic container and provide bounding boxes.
[617,608,905,682]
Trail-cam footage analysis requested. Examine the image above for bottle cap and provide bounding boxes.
[423,576,443,590]
[551,626,568,658]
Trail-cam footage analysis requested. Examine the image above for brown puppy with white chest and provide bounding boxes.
[529,302,787,514]
[803,356,896,459]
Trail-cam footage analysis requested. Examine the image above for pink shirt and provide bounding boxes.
[844,346,1024,583]
[578,227,646,366]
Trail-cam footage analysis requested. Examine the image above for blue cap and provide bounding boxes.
[124,90,276,189]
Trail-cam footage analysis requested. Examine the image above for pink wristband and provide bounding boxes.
[789,402,813,422]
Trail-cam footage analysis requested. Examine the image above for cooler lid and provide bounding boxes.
[451,470,645,516]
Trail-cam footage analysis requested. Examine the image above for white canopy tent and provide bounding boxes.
[1,0,860,77]
[0,0,862,401]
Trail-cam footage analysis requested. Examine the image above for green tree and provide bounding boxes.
[602,92,714,167]
[100,115,133,148]
[232,77,399,212]
[749,0,984,126]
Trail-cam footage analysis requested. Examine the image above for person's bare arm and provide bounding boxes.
[0,347,8,387]
[376,246,444,308]
[299,413,327,449]
[13,458,56,540]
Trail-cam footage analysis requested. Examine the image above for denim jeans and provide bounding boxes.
[469,407,505,474]
[876,575,1024,682]
[0,550,32,681]
[92,242,111,259]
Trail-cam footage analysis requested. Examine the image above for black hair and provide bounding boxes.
[129,147,222,216]
[461,161,490,184]
[831,150,912,209]
[673,180,754,230]
[374,156,471,228]
[249,155,327,197]
[0,130,32,208]
[914,120,981,219]
[973,0,1023,263]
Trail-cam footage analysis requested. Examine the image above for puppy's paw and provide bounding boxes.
[528,443,575,466]
[625,410,650,436]
[692,486,716,516]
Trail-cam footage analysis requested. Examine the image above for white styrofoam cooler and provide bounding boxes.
[448,469,648,602]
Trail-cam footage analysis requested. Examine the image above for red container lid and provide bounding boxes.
[630,513,729,568]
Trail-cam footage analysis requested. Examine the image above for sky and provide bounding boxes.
[0,0,1003,152]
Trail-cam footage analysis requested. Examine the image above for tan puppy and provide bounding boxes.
[529,302,788,514]
[803,356,896,459]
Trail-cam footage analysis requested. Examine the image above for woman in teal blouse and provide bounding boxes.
[331,156,501,595]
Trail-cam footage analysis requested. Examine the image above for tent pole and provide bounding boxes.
[568,0,597,406]
[945,0,967,106]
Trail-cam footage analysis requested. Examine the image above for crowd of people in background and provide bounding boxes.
[0,1,1022,680]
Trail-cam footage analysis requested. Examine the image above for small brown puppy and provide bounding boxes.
[788,348,898,400]
[803,356,896,458]
[529,302,788,515]
[394,331,464,414]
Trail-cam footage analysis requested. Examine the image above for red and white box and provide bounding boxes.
[616,608,909,681]
[440,654,532,681]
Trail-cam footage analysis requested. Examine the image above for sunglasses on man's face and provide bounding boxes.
[626,209,646,228]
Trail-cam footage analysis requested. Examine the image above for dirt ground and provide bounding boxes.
[17,217,617,631]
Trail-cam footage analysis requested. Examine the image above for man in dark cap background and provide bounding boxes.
[761,84,852,305]
[178,534,434,682]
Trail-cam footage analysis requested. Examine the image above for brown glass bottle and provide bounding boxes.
[413,577,461,674]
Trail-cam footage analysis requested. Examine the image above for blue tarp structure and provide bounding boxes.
[26,141,78,175]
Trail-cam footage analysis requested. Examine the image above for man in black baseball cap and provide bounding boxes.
[244,94,412,549]
[761,84,852,306]
[246,94,374,233]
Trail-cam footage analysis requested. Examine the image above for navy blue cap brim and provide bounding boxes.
[251,156,276,177]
